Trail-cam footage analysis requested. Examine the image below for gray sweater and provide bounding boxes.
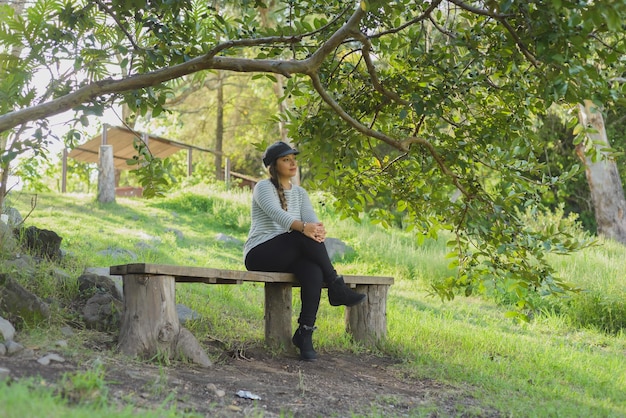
[243,179,319,259]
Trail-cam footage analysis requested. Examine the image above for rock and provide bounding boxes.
[0,344,6,356]
[176,328,212,368]
[2,255,36,277]
[83,293,123,331]
[0,316,15,342]
[324,237,353,260]
[37,353,65,365]
[0,273,50,323]
[52,268,74,288]
[0,221,17,254]
[18,348,35,359]
[215,233,242,245]
[60,326,75,337]
[0,367,10,382]
[165,227,184,240]
[4,207,23,226]
[135,241,155,251]
[20,226,63,260]
[96,247,137,260]
[78,272,123,301]
[177,304,201,325]
[84,267,123,298]
[5,340,24,355]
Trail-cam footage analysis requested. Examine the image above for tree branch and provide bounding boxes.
[0,4,366,135]
[353,32,411,107]
[0,55,301,133]
[310,72,471,198]
[309,72,404,150]
[371,0,444,38]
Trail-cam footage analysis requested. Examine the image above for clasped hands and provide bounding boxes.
[303,222,326,243]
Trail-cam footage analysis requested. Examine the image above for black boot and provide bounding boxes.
[328,276,366,307]
[292,324,317,361]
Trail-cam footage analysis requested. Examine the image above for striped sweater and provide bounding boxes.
[243,179,319,259]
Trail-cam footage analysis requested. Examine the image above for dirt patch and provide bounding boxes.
[0,333,498,417]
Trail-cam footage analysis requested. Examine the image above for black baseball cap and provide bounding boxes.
[262,141,300,167]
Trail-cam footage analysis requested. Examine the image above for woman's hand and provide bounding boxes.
[304,222,326,243]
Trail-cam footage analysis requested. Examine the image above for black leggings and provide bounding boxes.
[245,232,337,327]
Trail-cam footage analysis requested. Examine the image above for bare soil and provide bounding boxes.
[0,331,499,417]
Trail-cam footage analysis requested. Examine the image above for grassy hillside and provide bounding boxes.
[2,183,626,417]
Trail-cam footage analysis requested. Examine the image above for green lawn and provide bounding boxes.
[2,185,625,417]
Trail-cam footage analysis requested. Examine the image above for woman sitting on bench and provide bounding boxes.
[243,141,365,361]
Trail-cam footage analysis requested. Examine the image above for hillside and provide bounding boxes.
[1,186,625,417]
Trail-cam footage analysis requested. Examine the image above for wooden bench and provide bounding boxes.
[110,263,393,360]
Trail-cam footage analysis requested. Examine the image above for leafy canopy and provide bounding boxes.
[2,0,626,314]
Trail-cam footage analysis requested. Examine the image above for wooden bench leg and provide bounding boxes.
[118,274,211,367]
[346,284,389,345]
[264,282,293,350]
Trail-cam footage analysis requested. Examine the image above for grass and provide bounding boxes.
[2,183,626,417]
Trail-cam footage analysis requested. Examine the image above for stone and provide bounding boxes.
[0,273,50,323]
[0,367,10,382]
[324,237,353,260]
[84,267,123,298]
[78,272,123,301]
[0,221,17,254]
[83,293,123,331]
[20,226,63,260]
[5,340,24,355]
[0,316,15,342]
[96,247,137,260]
[4,207,23,226]
[215,233,242,245]
[165,227,184,240]
[2,256,35,277]
[37,353,65,365]
[60,326,75,337]
[177,304,201,325]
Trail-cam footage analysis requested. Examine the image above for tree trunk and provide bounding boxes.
[273,75,288,143]
[118,274,211,367]
[0,2,26,210]
[214,71,224,180]
[97,145,116,203]
[577,100,626,244]
[0,165,9,211]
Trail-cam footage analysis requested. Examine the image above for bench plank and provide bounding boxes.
[110,263,394,286]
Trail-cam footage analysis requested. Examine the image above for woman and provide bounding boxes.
[244,141,365,361]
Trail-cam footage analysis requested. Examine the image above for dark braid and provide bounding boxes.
[269,163,288,211]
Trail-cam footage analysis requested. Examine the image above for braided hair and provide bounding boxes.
[268,162,288,211]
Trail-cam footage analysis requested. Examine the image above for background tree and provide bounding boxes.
[2,0,626,313]
[577,101,626,244]
[143,71,281,179]
[534,111,595,230]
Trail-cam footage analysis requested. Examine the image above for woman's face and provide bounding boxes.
[275,154,298,179]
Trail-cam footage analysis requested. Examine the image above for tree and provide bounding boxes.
[2,0,626,313]
[144,70,281,178]
[577,100,626,243]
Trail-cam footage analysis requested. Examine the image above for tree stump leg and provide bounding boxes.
[345,284,388,345]
[98,145,116,203]
[118,274,211,367]
[264,283,292,351]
